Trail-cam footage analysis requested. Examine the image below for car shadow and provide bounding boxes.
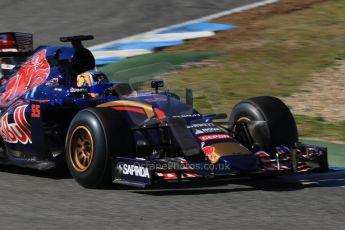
[128,177,304,196]
[1,163,344,195]
[130,169,345,196]
[0,164,72,179]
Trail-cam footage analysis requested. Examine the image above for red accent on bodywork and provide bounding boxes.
[202,146,215,161]
[31,99,50,103]
[31,104,41,118]
[0,33,15,50]
[158,173,178,180]
[256,151,270,158]
[0,105,31,144]
[153,108,166,121]
[182,172,199,178]
[13,106,31,143]
[156,172,200,180]
[198,134,231,142]
[111,106,146,115]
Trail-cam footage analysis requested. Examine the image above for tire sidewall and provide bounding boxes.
[230,101,271,150]
[65,109,109,188]
[229,96,298,150]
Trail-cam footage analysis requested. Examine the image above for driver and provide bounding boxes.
[76,70,109,97]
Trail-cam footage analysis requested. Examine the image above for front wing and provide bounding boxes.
[111,143,328,188]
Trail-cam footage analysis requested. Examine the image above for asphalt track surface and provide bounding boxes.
[0,0,263,47]
[0,166,344,230]
[0,0,345,229]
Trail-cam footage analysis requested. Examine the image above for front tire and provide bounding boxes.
[229,96,298,150]
[65,107,134,188]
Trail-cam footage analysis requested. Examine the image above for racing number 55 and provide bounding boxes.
[31,104,41,118]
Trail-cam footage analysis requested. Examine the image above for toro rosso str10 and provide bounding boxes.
[0,32,328,188]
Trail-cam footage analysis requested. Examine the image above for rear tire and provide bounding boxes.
[0,138,6,158]
[65,107,134,188]
[229,96,298,150]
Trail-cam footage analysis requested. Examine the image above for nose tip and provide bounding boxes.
[219,153,257,172]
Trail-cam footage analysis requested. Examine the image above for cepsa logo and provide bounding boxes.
[0,105,32,144]
[198,134,231,142]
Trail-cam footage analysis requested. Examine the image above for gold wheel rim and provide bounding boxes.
[233,117,251,133]
[69,126,94,172]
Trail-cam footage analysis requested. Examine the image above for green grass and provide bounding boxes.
[302,140,345,166]
[161,0,345,116]
[98,51,220,88]
[159,0,345,141]
[296,115,345,142]
[98,0,345,142]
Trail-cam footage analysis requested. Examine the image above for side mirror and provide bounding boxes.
[185,88,193,106]
[151,80,164,93]
[204,113,228,122]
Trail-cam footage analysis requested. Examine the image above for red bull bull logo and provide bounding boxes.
[0,49,50,107]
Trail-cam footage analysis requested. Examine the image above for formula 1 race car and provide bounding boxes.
[0,32,328,188]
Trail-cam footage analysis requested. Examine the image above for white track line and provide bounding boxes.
[89,0,281,50]
[92,49,152,59]
[110,31,216,43]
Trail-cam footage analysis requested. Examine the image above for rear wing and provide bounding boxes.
[0,32,33,77]
[0,32,33,55]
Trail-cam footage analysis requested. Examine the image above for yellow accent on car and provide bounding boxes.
[209,142,250,164]
[96,100,155,118]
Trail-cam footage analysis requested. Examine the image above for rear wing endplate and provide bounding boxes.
[0,32,33,77]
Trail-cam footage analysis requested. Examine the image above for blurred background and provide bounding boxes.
[1,0,345,154]
[0,0,257,46]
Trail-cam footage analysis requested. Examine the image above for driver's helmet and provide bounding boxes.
[76,70,109,97]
